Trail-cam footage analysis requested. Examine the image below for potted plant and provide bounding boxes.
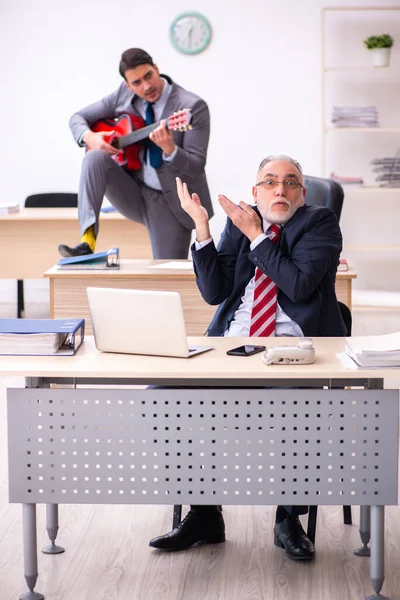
[363,34,394,67]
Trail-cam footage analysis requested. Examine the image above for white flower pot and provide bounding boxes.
[371,47,391,68]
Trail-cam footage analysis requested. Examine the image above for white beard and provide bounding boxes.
[262,199,300,224]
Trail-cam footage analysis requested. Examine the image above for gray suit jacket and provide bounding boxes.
[69,75,213,230]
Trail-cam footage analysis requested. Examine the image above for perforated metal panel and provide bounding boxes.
[8,388,398,505]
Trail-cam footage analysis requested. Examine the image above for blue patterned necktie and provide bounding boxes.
[144,102,163,169]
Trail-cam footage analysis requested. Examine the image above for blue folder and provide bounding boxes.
[0,318,85,355]
[57,247,119,269]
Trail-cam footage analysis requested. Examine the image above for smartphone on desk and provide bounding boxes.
[226,344,266,357]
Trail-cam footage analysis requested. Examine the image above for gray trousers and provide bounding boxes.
[78,150,192,259]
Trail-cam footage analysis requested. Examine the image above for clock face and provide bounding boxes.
[170,12,212,55]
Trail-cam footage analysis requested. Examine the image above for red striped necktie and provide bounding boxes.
[249,224,281,337]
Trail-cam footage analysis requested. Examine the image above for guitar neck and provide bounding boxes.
[114,122,162,150]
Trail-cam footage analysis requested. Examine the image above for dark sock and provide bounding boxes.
[275,506,290,523]
[190,505,220,516]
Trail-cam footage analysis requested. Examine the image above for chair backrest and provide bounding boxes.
[303,175,344,222]
[24,193,78,208]
[338,301,352,336]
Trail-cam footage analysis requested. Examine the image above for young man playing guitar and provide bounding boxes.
[59,48,213,259]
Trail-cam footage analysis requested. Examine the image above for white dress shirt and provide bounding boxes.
[136,78,177,191]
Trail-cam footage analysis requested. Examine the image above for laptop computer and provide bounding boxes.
[86,287,214,358]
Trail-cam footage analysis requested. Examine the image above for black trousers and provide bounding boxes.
[191,505,308,517]
[147,385,311,520]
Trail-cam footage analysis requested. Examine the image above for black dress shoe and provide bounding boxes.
[274,516,315,560]
[149,509,225,551]
[58,242,93,258]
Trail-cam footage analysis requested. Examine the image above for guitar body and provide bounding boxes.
[88,109,191,171]
[89,114,145,170]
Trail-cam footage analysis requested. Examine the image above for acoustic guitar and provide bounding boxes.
[88,109,192,170]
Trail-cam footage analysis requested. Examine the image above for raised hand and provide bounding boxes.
[218,195,263,241]
[176,177,211,241]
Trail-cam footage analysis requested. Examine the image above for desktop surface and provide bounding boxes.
[0,336,397,381]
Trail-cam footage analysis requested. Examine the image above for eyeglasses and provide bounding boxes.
[255,178,305,190]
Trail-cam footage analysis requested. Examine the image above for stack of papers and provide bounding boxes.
[331,105,379,128]
[0,202,20,214]
[371,154,400,188]
[0,332,64,354]
[345,331,400,368]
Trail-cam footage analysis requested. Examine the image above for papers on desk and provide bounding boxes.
[343,331,400,368]
[0,201,19,214]
[149,261,194,270]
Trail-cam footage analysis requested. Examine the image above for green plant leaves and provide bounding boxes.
[363,34,394,49]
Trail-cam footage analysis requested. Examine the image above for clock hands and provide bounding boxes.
[187,24,193,48]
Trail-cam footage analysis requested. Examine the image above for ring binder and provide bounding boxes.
[57,247,120,270]
[0,318,85,355]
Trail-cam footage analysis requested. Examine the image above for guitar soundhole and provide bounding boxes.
[111,137,122,150]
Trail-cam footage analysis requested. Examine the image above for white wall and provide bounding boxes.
[1,0,398,303]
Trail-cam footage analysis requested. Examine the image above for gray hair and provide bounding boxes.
[257,154,303,177]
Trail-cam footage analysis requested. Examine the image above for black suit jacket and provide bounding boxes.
[192,204,347,337]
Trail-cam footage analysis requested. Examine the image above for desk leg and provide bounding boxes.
[355,505,371,557]
[20,503,44,600]
[42,504,65,554]
[366,505,389,600]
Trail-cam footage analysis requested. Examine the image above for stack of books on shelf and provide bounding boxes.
[371,151,400,187]
[330,173,364,187]
[331,105,379,128]
[344,331,400,369]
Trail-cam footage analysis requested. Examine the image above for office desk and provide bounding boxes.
[0,208,151,280]
[45,259,357,336]
[5,336,398,600]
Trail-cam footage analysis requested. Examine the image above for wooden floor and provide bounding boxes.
[1,302,400,599]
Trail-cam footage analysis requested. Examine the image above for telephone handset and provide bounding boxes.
[262,337,316,365]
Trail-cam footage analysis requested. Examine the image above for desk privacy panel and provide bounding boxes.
[8,388,399,505]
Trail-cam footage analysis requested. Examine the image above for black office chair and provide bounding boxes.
[172,176,346,532]
[306,300,352,544]
[17,193,78,318]
[304,175,344,222]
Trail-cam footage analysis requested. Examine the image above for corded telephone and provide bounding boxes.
[262,337,316,365]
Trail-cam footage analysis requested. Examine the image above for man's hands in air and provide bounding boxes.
[176,177,264,243]
[218,195,263,242]
[176,177,211,242]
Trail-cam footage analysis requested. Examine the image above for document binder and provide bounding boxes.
[0,318,85,356]
[57,247,119,270]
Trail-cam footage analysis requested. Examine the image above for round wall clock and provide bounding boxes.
[169,12,212,55]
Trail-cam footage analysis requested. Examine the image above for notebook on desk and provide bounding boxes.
[86,287,214,358]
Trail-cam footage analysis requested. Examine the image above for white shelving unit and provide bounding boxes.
[322,6,400,307]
